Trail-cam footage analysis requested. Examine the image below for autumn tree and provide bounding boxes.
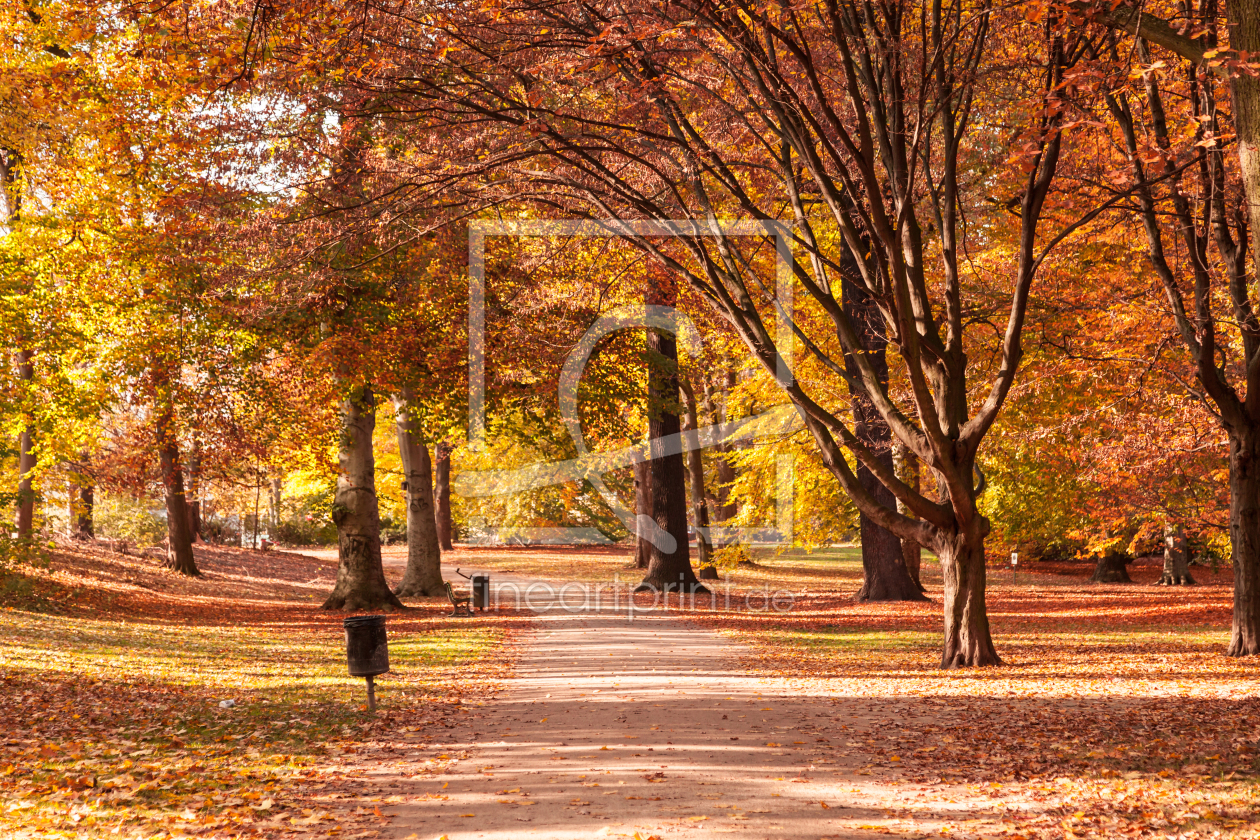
[256,0,1096,665]
[1075,0,1260,652]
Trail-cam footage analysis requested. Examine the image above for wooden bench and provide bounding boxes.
[445,581,472,617]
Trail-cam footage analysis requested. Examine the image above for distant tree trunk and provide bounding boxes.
[433,441,454,550]
[270,475,282,529]
[1090,550,1132,583]
[681,381,716,580]
[322,385,403,611]
[636,275,704,593]
[893,442,924,587]
[76,483,94,539]
[842,263,924,602]
[15,349,35,537]
[156,399,198,577]
[185,443,202,543]
[1158,524,1194,585]
[706,372,739,530]
[634,459,650,569]
[393,388,445,598]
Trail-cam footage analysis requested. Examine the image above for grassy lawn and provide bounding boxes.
[0,541,525,840]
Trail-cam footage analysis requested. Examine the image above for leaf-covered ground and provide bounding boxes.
[0,541,530,839]
[682,551,1260,838]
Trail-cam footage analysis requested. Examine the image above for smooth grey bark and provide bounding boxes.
[680,380,716,579]
[156,398,198,576]
[434,441,454,550]
[322,385,403,611]
[1159,524,1194,585]
[393,389,444,598]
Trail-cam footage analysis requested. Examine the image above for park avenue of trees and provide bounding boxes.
[5,0,1260,667]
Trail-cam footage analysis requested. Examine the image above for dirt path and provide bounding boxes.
[380,607,963,840]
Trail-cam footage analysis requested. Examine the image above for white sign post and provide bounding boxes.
[1011,551,1019,585]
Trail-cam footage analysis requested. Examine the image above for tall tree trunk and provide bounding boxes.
[271,475,282,529]
[156,399,198,576]
[706,372,739,528]
[433,441,453,550]
[893,442,924,587]
[681,382,716,579]
[15,349,35,537]
[842,265,924,601]
[1228,430,1260,655]
[937,528,1000,667]
[322,385,403,611]
[633,459,650,569]
[1159,524,1194,585]
[393,388,445,597]
[636,275,704,593]
[1226,2,1260,656]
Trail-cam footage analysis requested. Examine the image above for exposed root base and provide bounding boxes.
[634,581,711,595]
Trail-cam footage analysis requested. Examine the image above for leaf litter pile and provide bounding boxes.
[0,541,528,839]
[688,556,1260,839]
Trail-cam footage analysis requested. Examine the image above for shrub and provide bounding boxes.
[95,493,168,547]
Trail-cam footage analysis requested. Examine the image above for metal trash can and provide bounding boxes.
[344,615,390,676]
[471,574,490,611]
[344,615,389,710]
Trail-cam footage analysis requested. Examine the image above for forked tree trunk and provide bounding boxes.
[393,389,445,598]
[636,276,704,593]
[681,382,716,580]
[156,401,199,577]
[434,442,453,550]
[1228,430,1260,655]
[15,349,35,537]
[1159,524,1194,585]
[322,385,403,611]
[938,531,1000,667]
[633,459,650,569]
[842,263,924,602]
